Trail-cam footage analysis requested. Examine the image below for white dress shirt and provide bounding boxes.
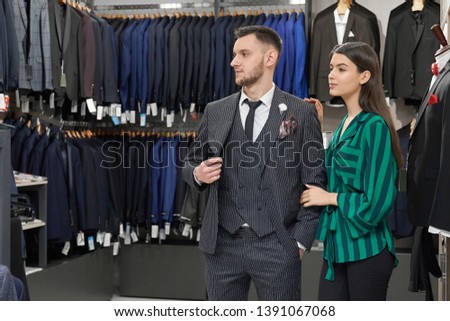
[334,8,350,45]
[239,83,275,142]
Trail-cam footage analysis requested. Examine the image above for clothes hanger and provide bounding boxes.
[411,0,425,12]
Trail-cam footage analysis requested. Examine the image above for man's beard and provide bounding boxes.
[235,60,264,86]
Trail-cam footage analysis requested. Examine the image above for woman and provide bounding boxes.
[301,42,403,300]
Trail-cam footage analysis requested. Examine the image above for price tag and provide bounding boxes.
[165,222,171,235]
[113,242,120,256]
[97,106,104,120]
[77,232,85,246]
[151,225,158,238]
[62,241,71,256]
[86,98,96,114]
[88,236,95,251]
[151,103,158,116]
[104,233,111,247]
[49,93,55,109]
[80,101,86,116]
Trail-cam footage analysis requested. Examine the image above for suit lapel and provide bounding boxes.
[325,9,338,45]
[412,20,424,56]
[208,92,240,156]
[412,62,450,137]
[342,11,355,43]
[18,0,28,30]
[260,87,286,174]
[411,61,450,137]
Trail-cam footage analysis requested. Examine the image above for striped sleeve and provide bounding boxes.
[337,120,397,239]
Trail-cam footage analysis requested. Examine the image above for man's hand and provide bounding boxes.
[299,248,305,260]
[194,157,223,184]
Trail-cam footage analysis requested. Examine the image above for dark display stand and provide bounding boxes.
[0,125,11,268]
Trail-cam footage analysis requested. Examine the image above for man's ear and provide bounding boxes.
[266,49,278,67]
[360,70,371,85]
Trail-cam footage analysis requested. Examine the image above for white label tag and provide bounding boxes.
[116,105,122,117]
[71,100,78,113]
[96,231,105,245]
[15,90,20,108]
[131,230,139,243]
[96,106,103,120]
[159,228,166,240]
[88,236,95,251]
[39,95,43,110]
[21,98,29,113]
[182,223,191,237]
[190,103,195,113]
[146,104,151,115]
[151,103,158,116]
[62,241,71,256]
[77,232,85,246]
[140,113,146,127]
[121,113,127,124]
[183,111,187,123]
[145,233,150,243]
[119,223,124,238]
[104,233,111,247]
[179,103,184,117]
[161,107,166,121]
[151,225,158,238]
[0,94,5,110]
[124,223,131,245]
[49,93,55,109]
[80,101,86,116]
[165,222,171,235]
[196,228,201,242]
[113,242,120,256]
[130,110,136,124]
[86,98,96,114]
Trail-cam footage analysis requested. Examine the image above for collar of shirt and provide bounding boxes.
[334,8,349,25]
[239,83,275,110]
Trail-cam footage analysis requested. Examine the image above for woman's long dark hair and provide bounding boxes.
[330,42,404,168]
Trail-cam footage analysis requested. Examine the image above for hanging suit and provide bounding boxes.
[310,2,379,101]
[293,11,308,98]
[383,0,440,100]
[2,0,19,90]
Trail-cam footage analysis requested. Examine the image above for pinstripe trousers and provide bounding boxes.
[203,227,302,301]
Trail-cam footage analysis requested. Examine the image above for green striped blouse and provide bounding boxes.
[317,111,398,281]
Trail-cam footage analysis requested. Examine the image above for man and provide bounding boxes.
[183,26,326,300]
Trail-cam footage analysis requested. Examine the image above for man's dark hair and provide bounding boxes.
[235,25,282,56]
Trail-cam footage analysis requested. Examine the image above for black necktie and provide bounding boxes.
[244,99,262,141]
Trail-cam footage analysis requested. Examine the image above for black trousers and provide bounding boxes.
[318,248,395,301]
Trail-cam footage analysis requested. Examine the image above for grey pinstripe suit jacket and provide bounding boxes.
[183,87,327,256]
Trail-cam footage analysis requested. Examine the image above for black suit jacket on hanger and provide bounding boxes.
[383,0,440,100]
[309,2,379,101]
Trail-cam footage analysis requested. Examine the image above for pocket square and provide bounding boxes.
[278,114,298,140]
[348,30,355,37]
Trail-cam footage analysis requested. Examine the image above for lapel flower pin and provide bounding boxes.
[428,93,439,105]
[278,114,298,139]
[278,103,287,115]
[431,62,439,77]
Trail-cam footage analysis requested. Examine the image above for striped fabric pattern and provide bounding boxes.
[316,111,398,281]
